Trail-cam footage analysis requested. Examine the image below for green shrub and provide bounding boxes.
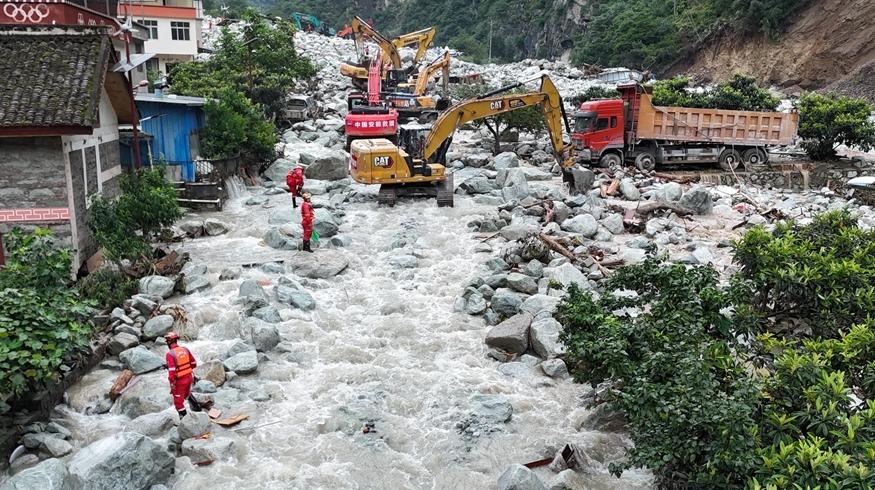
[569,86,619,107]
[0,227,71,289]
[651,74,779,111]
[796,92,875,160]
[89,166,182,264]
[203,88,277,161]
[77,267,137,310]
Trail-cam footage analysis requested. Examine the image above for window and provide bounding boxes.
[610,116,618,128]
[142,19,158,39]
[595,118,609,130]
[145,58,159,73]
[171,21,190,41]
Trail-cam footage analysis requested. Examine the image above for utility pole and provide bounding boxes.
[488,20,493,64]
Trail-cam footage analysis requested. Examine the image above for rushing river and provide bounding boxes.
[37,180,654,489]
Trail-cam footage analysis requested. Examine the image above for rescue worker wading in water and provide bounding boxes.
[301,191,314,252]
[165,332,197,418]
[286,165,305,208]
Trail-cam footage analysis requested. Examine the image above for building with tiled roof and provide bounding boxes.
[0,25,138,272]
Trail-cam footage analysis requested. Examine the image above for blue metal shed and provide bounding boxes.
[135,93,207,182]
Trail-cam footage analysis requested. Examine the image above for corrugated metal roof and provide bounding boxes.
[135,93,207,106]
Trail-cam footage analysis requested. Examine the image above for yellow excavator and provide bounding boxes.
[349,74,577,207]
[386,50,452,119]
[339,17,436,90]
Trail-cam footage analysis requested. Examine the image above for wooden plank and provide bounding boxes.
[109,370,134,401]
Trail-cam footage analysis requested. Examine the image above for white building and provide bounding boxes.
[120,0,203,76]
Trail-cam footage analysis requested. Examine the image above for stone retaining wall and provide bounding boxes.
[699,163,875,191]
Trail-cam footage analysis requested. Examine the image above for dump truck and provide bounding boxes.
[573,83,799,171]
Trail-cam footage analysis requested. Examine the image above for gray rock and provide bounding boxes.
[193,380,217,393]
[181,263,208,276]
[268,210,294,225]
[219,268,241,280]
[223,350,258,374]
[570,167,595,194]
[485,312,533,354]
[111,307,133,325]
[45,422,72,439]
[619,178,640,200]
[491,289,524,317]
[113,373,170,418]
[545,263,588,290]
[263,187,287,195]
[264,158,296,183]
[692,247,716,265]
[119,346,165,374]
[472,394,512,423]
[304,150,349,180]
[184,274,211,294]
[662,182,683,201]
[498,464,548,490]
[465,292,487,315]
[260,262,286,274]
[245,195,268,206]
[520,294,561,319]
[493,152,520,169]
[138,276,175,299]
[178,412,212,440]
[530,318,566,359]
[291,250,349,278]
[238,280,270,309]
[128,410,177,437]
[465,152,491,167]
[562,214,598,237]
[600,213,625,235]
[485,257,510,272]
[249,319,280,352]
[68,432,173,490]
[114,325,142,337]
[502,168,531,202]
[142,315,175,340]
[500,224,538,241]
[277,286,316,311]
[252,306,283,323]
[130,295,158,317]
[521,260,544,279]
[107,332,139,356]
[0,458,71,490]
[506,272,538,295]
[203,219,229,236]
[220,339,255,361]
[541,358,569,379]
[679,186,713,215]
[548,469,585,490]
[181,437,235,463]
[7,453,41,478]
[193,359,225,387]
[622,248,647,264]
[314,209,340,238]
[178,221,204,238]
[42,438,73,458]
[460,176,495,195]
[263,227,299,250]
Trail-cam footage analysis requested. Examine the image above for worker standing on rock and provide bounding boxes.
[301,191,314,253]
[165,332,197,418]
[286,165,305,208]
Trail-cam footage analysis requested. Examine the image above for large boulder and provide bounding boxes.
[142,315,175,340]
[506,272,538,295]
[530,318,566,359]
[570,167,595,194]
[499,224,538,241]
[545,263,589,290]
[485,312,533,354]
[203,219,229,236]
[460,176,495,195]
[113,373,171,418]
[119,346,165,374]
[264,227,299,250]
[223,350,258,374]
[290,250,348,278]
[238,280,270,309]
[501,168,531,203]
[0,458,71,490]
[138,276,175,299]
[520,294,561,319]
[314,209,340,238]
[491,289,524,317]
[471,394,513,423]
[562,214,598,237]
[127,409,177,437]
[264,158,297,182]
[679,186,713,215]
[248,319,280,352]
[181,437,235,463]
[498,464,548,490]
[304,150,348,180]
[178,412,212,440]
[193,359,226,387]
[619,178,640,200]
[493,152,520,170]
[107,333,139,356]
[68,432,173,490]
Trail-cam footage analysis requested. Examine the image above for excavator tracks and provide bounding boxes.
[378,186,398,206]
[436,173,454,207]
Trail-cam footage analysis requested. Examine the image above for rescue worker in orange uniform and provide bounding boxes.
[301,191,314,252]
[286,166,305,208]
[165,332,197,418]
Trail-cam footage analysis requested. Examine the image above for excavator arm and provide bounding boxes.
[413,50,451,96]
[391,27,437,66]
[422,74,574,166]
[350,16,402,69]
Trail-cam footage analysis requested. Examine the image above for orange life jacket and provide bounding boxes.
[170,346,193,378]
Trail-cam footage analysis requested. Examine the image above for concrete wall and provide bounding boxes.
[0,136,74,252]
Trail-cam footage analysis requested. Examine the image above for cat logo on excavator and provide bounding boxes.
[374,155,393,167]
[490,100,503,110]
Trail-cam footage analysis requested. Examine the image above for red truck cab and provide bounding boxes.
[572,98,626,167]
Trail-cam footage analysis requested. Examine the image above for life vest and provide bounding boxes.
[170,346,193,378]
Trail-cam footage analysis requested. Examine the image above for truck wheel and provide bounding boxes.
[718,149,741,171]
[742,148,767,166]
[634,152,656,171]
[598,153,621,168]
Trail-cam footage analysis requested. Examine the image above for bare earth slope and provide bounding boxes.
[679,0,875,98]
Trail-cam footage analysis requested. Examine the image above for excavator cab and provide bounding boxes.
[398,123,432,159]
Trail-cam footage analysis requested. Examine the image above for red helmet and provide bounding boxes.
[164,332,180,344]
